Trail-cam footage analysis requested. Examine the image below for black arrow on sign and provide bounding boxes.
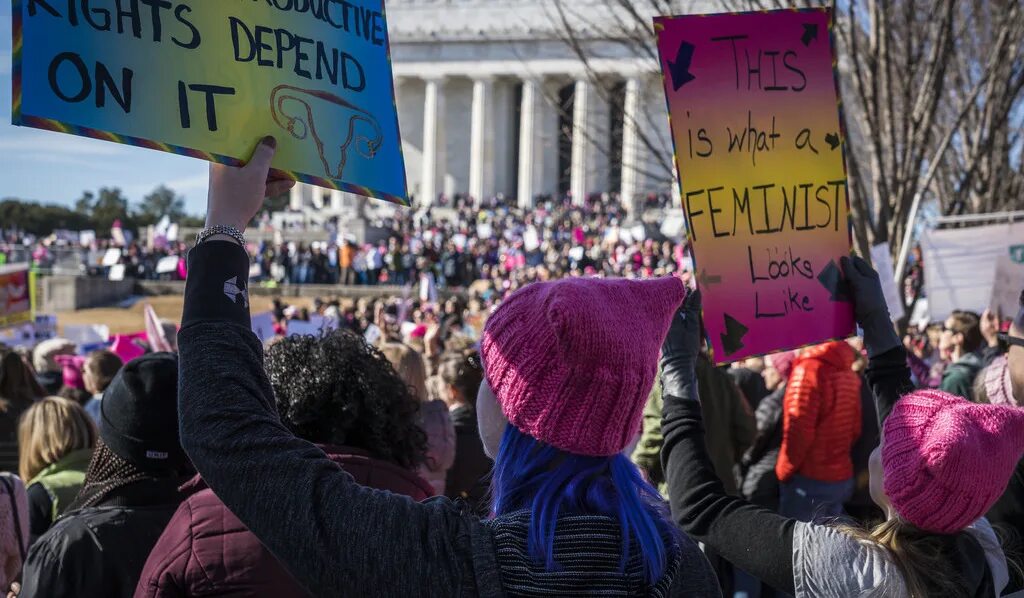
[817,259,852,302]
[720,313,749,356]
[669,41,697,91]
[801,23,819,47]
[825,132,841,150]
[698,269,722,288]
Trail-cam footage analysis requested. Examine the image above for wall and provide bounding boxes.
[40,276,136,313]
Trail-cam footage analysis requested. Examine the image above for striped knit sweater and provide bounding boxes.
[486,509,712,597]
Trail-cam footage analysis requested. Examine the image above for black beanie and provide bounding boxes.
[100,352,186,473]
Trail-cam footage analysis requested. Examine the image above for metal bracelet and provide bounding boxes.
[196,225,246,247]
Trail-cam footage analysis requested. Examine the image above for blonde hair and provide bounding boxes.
[838,518,988,596]
[18,397,97,483]
[379,343,427,401]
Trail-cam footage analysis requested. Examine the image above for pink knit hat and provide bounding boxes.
[882,389,1024,534]
[481,276,686,456]
[984,355,1016,407]
[765,350,799,380]
[55,354,86,390]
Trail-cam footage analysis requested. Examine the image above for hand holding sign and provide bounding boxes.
[14,0,408,204]
[207,137,293,232]
[655,7,855,363]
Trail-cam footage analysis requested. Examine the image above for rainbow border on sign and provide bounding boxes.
[654,6,857,364]
[9,0,411,207]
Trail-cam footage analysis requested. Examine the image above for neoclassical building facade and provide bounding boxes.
[290,0,721,217]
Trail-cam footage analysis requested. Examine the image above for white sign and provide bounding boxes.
[870,243,906,321]
[990,255,1024,318]
[920,222,1023,321]
[64,324,110,352]
[101,248,122,267]
[250,312,276,343]
[79,230,96,246]
[156,256,179,275]
[108,264,125,282]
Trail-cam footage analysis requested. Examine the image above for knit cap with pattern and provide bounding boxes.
[882,388,1024,534]
[480,276,686,457]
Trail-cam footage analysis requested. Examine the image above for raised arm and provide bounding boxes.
[841,256,911,425]
[177,139,472,596]
[660,290,798,595]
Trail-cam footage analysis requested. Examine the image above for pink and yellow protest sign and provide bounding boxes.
[12,0,408,205]
[655,7,855,364]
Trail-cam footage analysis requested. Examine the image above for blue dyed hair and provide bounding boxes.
[489,424,678,584]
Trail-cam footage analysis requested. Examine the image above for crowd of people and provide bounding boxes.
[0,140,1018,597]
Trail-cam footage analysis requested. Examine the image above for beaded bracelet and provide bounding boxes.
[195,225,246,247]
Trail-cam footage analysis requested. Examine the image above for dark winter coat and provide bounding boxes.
[19,477,185,598]
[444,405,493,514]
[134,446,434,597]
[738,384,785,509]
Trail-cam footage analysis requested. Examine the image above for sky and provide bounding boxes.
[0,4,210,215]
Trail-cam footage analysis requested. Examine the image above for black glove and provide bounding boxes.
[661,289,702,401]
[841,255,901,358]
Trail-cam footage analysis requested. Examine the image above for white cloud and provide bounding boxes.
[0,129,128,157]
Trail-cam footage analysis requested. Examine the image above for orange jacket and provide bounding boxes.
[775,341,862,483]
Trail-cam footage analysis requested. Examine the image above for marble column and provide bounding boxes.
[517,78,539,209]
[289,184,304,211]
[620,77,641,220]
[420,77,446,207]
[570,78,589,206]
[330,189,344,211]
[469,77,493,202]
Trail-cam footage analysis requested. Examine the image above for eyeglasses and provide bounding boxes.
[998,333,1024,349]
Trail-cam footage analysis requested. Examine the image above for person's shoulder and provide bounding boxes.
[793,522,905,597]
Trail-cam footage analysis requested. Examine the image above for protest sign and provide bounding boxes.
[0,265,33,329]
[656,7,855,363]
[250,311,276,343]
[64,324,111,353]
[13,0,408,205]
[286,319,322,338]
[108,264,126,281]
[869,243,905,322]
[990,255,1024,319]
[920,222,1023,321]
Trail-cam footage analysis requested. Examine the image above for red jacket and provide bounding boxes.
[775,342,862,483]
[134,446,434,598]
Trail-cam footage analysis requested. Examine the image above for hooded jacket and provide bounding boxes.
[940,351,985,400]
[776,342,862,483]
[135,446,435,597]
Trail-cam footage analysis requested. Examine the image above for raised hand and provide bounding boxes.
[661,289,702,401]
[206,137,296,232]
[841,255,900,358]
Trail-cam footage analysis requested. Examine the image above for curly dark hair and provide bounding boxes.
[265,329,428,469]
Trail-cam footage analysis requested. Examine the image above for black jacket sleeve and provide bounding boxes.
[25,483,51,547]
[864,346,914,427]
[662,395,796,595]
[177,241,477,597]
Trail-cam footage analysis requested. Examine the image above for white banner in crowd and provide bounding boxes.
[990,255,1024,317]
[108,264,126,282]
[64,324,110,350]
[920,222,1023,322]
[869,243,906,321]
[156,256,180,275]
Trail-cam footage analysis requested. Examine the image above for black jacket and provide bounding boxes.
[19,477,185,598]
[445,405,493,514]
[738,384,784,509]
[987,459,1024,593]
